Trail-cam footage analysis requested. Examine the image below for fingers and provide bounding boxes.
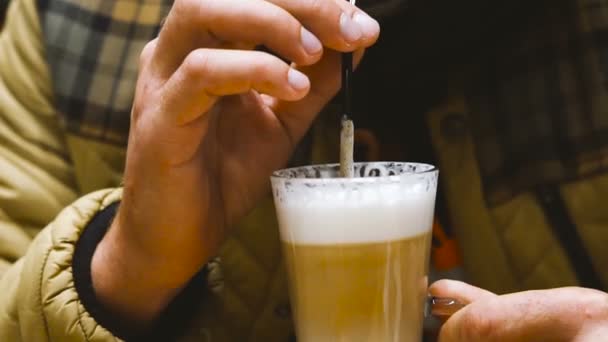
[269,49,365,149]
[429,280,496,304]
[153,0,379,78]
[269,0,380,50]
[438,287,608,342]
[160,49,310,125]
[155,0,320,76]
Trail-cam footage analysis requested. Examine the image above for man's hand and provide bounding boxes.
[91,0,380,326]
[430,280,608,342]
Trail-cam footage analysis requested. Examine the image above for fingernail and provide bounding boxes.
[340,12,362,43]
[300,27,322,55]
[288,68,310,90]
[353,12,380,39]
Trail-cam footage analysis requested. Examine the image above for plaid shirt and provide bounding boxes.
[35,0,608,203]
[38,0,172,145]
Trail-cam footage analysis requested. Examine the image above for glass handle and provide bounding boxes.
[426,296,467,318]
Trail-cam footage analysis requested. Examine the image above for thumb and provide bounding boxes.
[429,279,497,304]
[435,287,606,342]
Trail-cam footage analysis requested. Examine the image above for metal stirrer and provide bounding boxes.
[339,0,356,178]
[337,1,469,320]
[336,2,470,321]
[340,116,354,178]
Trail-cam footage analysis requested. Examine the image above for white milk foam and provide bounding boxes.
[274,180,436,245]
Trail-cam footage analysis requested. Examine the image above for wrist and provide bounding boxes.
[115,180,217,284]
[91,213,186,326]
[75,203,208,340]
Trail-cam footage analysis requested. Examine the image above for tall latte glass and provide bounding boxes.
[271,162,438,342]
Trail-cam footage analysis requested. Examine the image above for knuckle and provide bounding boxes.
[175,0,199,15]
[252,64,272,83]
[173,0,212,26]
[458,305,496,341]
[183,50,211,77]
[582,291,608,321]
[266,6,288,26]
[131,93,145,122]
[252,52,281,76]
[139,40,157,67]
[306,0,327,16]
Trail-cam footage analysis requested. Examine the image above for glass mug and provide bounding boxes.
[271,162,462,341]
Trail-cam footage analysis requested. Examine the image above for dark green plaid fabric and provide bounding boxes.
[37,0,172,145]
[34,0,608,204]
[466,0,608,206]
[34,0,405,148]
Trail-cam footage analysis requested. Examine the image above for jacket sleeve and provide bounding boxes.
[0,0,103,338]
[0,189,123,341]
[0,1,209,340]
[0,188,208,341]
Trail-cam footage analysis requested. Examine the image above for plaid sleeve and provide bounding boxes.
[37,0,172,146]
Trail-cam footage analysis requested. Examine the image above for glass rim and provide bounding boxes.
[271,161,438,184]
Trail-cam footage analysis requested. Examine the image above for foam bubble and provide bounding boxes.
[274,179,436,245]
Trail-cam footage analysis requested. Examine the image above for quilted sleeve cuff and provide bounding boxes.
[72,201,207,341]
[18,189,207,341]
